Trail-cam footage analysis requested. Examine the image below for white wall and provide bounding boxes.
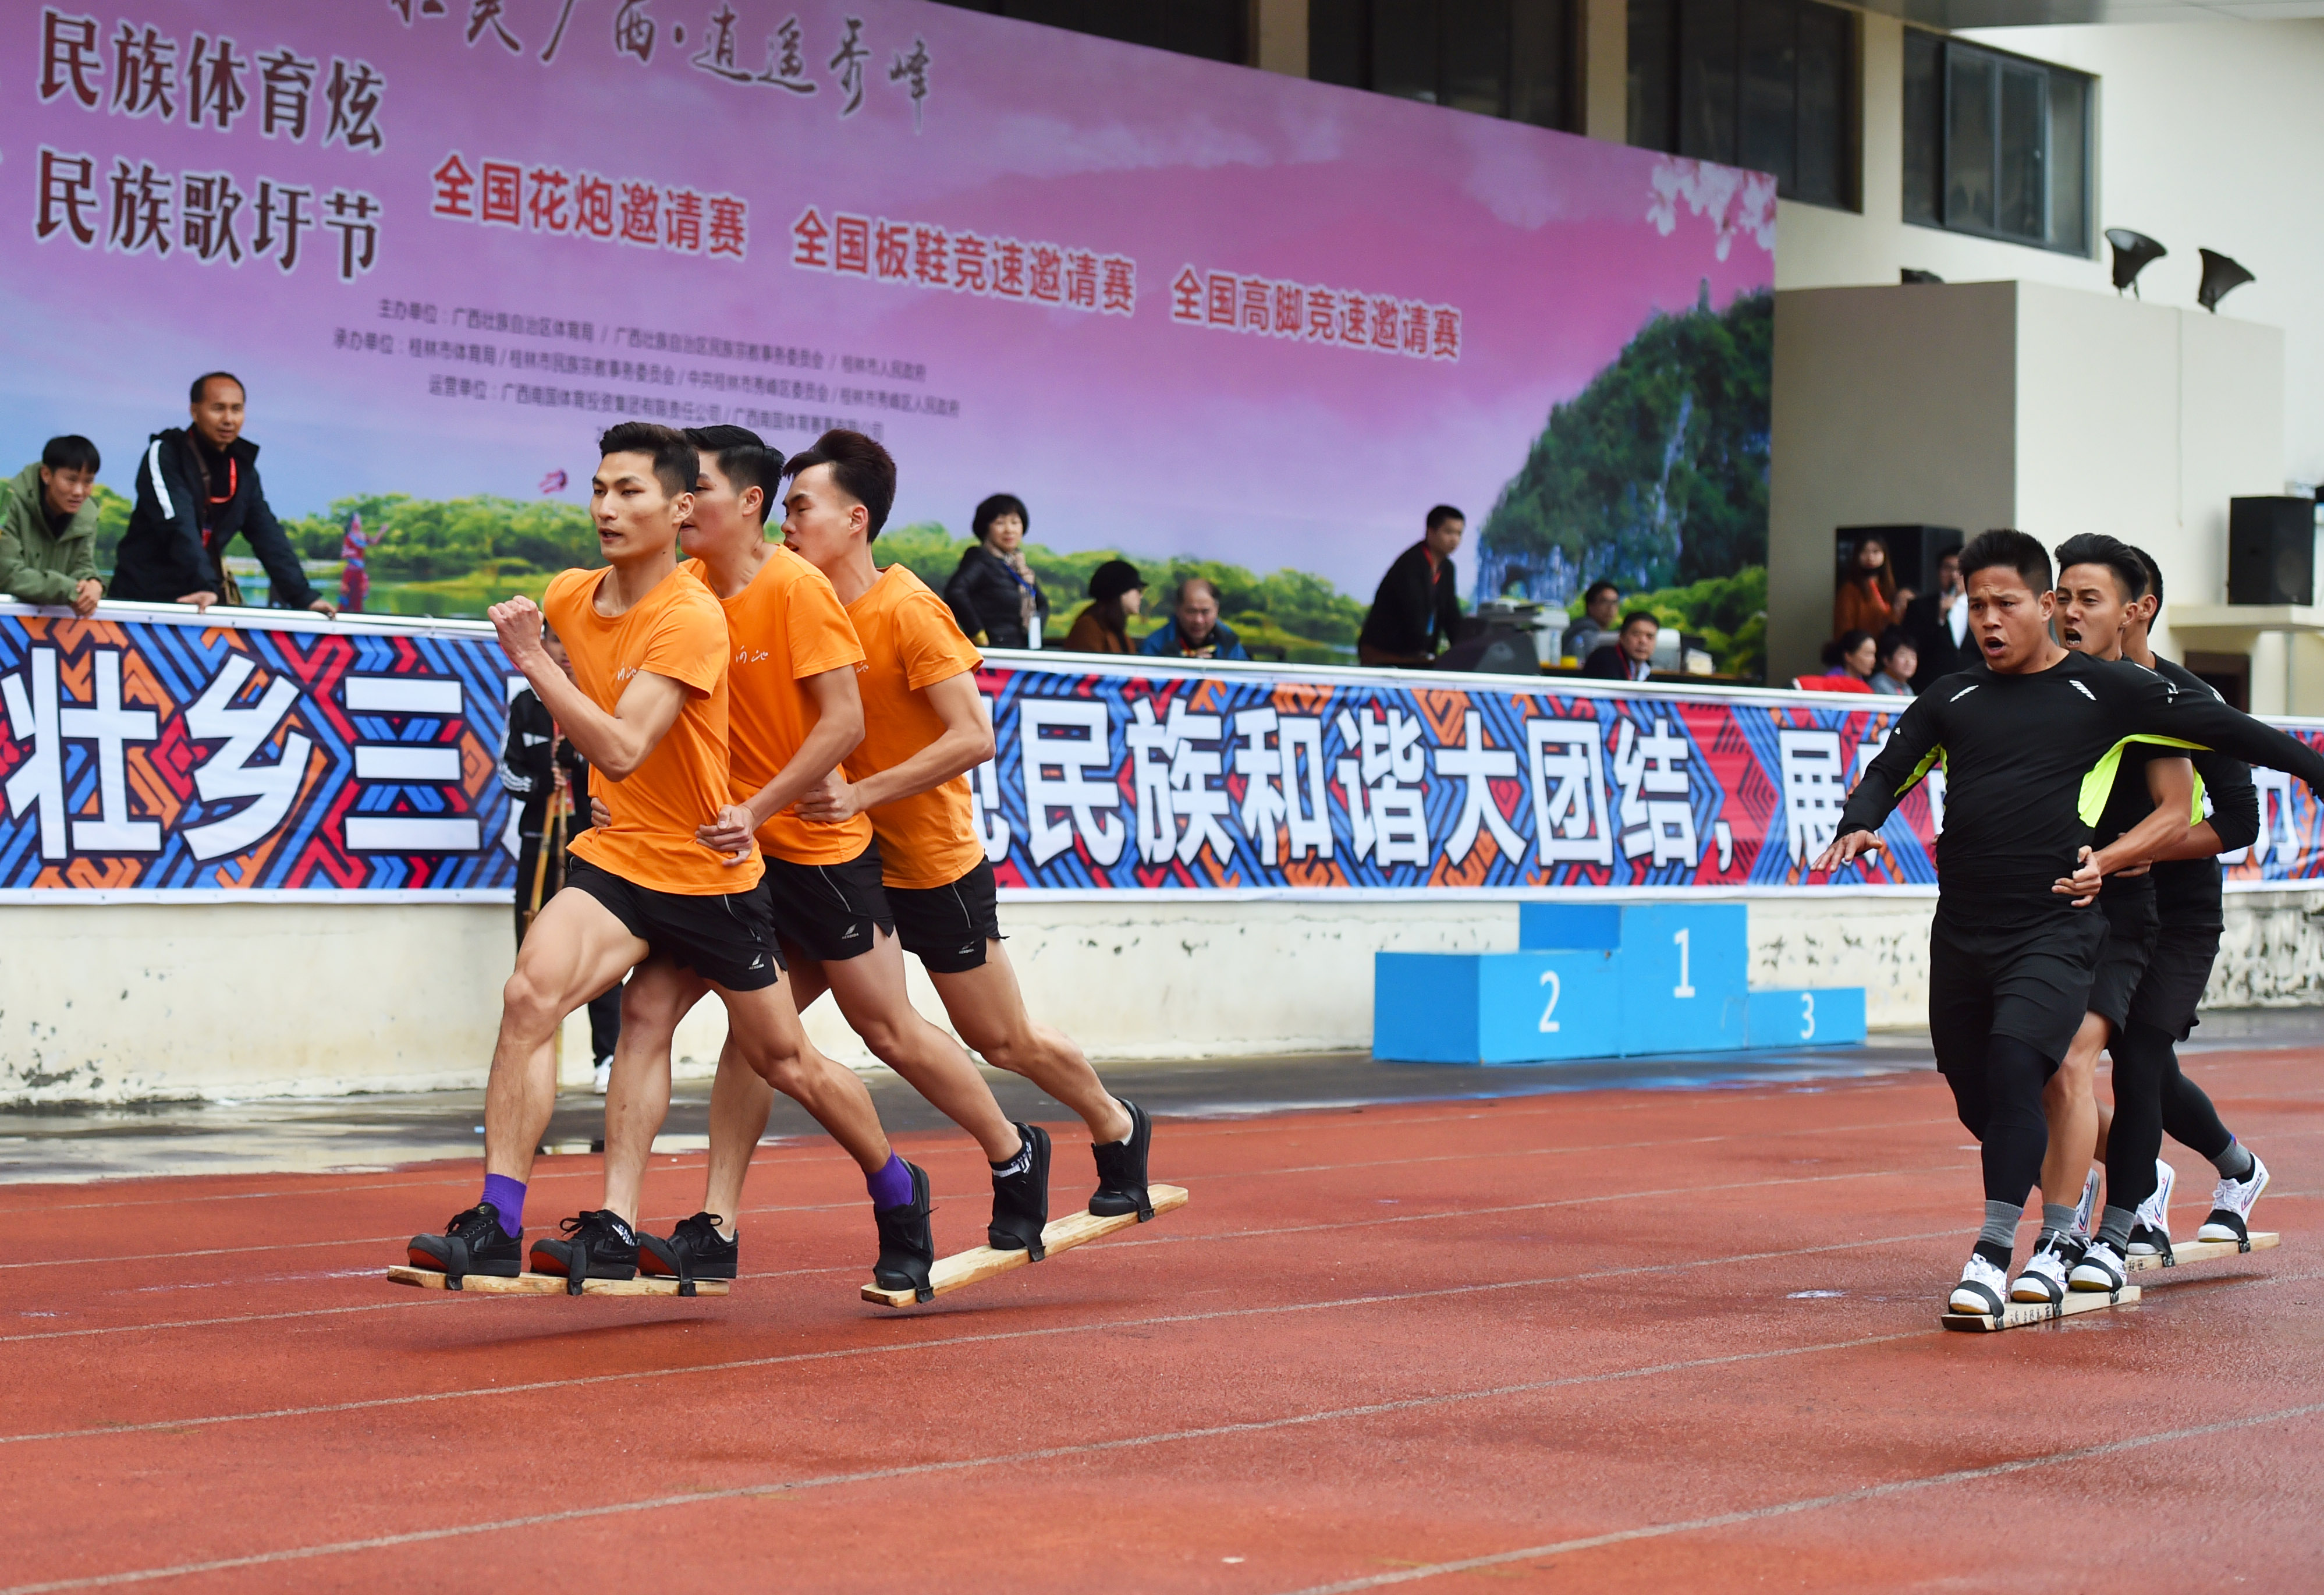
[8,889,2317,1104]
[1776,14,2324,495]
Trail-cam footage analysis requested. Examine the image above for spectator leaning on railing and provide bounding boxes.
[0,435,105,618]
[110,371,336,617]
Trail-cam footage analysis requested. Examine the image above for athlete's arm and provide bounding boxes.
[794,668,994,823]
[1816,693,1940,873]
[2056,757,2199,899]
[2143,680,2324,796]
[695,665,865,855]
[489,596,689,780]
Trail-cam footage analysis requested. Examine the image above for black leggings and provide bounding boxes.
[2107,1020,2234,1210]
[1945,1034,2056,1206]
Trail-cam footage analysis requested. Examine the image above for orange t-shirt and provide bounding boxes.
[544,563,761,895]
[683,549,871,866]
[843,565,988,889]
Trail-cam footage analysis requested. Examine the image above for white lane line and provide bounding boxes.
[0,1327,1936,1593]
[0,1160,1975,1345]
[0,1113,1957,1272]
[1273,1399,2324,1593]
[0,1222,2064,1441]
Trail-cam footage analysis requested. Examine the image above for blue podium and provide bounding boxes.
[1372,903,1866,1065]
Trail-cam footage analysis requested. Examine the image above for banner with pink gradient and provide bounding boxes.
[1,1,1773,601]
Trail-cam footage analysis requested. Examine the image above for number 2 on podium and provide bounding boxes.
[1538,969,1561,1033]
[1672,927,1695,998]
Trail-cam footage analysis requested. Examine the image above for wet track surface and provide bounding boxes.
[2,1012,2319,1592]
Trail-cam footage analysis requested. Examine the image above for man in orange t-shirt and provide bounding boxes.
[598,427,1030,1295]
[785,430,1156,1223]
[404,423,925,1294]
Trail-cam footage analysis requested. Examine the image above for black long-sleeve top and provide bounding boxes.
[111,429,319,607]
[1357,541,1460,660]
[1838,649,2324,925]
[2147,657,2261,928]
[500,687,591,844]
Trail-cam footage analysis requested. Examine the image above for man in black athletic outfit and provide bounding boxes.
[1813,529,2324,1316]
[2050,543,2273,1291]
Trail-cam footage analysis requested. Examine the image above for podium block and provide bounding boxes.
[1374,949,1622,1065]
[1610,903,1748,1055]
[1517,903,1623,951]
[1744,988,1867,1047]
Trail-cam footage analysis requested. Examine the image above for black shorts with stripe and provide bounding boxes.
[888,857,1003,974]
[562,856,782,991]
[761,840,897,965]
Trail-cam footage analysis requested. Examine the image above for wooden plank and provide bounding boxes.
[1942,1284,2138,1333]
[385,1265,728,1297]
[861,1183,1189,1308]
[2123,1231,2279,1273]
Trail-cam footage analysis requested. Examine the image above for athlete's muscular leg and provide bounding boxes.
[2039,1011,2106,1208]
[719,972,892,1174]
[932,942,1133,1144]
[697,961,838,1224]
[484,889,647,1186]
[824,930,1019,1161]
[598,956,709,1225]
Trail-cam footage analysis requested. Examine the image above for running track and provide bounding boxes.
[5,1048,2319,1593]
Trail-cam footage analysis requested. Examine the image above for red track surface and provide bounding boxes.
[5,1048,2320,1593]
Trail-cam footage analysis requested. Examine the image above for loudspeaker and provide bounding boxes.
[2227,497,2316,607]
[1836,525,1963,600]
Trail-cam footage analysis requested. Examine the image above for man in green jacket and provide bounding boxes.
[0,436,105,618]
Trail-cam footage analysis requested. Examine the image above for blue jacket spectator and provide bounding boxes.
[1139,576,1250,661]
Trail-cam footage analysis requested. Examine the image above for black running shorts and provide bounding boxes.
[762,840,897,965]
[1926,905,2106,1076]
[888,857,1002,974]
[562,857,782,991]
[2085,884,2159,1033]
[2127,919,2224,1041]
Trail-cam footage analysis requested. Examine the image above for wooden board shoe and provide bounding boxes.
[1942,1285,2137,1332]
[2124,1231,2278,1272]
[385,1266,728,1297]
[861,1183,1188,1308]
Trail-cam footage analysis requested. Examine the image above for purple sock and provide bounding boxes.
[867,1154,914,1210]
[480,1173,526,1236]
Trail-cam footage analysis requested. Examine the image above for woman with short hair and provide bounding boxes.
[943,491,1049,649]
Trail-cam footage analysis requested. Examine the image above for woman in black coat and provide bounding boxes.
[944,492,1050,649]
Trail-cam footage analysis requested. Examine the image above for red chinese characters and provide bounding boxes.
[1169,261,1461,361]
[788,205,1133,318]
[430,151,744,261]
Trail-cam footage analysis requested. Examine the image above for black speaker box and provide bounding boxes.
[1836,524,1963,599]
[2227,497,2316,607]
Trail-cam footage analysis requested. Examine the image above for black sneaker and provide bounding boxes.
[530,1210,641,1294]
[640,1211,739,1287]
[872,1161,936,1303]
[407,1204,523,1286]
[988,1123,1052,1259]
[1089,1100,1154,1221]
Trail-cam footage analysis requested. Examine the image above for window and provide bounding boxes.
[1902,31,2088,255]
[928,1,1247,66]
[1308,0,1577,132]
[1627,0,1854,209]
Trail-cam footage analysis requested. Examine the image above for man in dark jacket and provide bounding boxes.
[1357,505,1463,666]
[111,372,336,615]
[1902,547,1968,691]
[1139,576,1251,661]
[500,626,621,1090]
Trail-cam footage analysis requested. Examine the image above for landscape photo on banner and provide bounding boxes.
[1,0,1773,671]
[5,608,2320,898]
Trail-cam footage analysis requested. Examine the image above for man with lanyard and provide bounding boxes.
[1813,529,2324,1317]
[112,373,337,616]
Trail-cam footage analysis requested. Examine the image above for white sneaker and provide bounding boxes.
[2198,1150,2269,1243]
[1950,1252,2009,1316]
[2071,1167,2101,1239]
[591,1058,612,1095]
[2010,1236,2074,1304]
[2069,1239,2128,1292]
[2126,1159,2174,1256]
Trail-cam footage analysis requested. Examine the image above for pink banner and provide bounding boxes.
[3,1,1773,602]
